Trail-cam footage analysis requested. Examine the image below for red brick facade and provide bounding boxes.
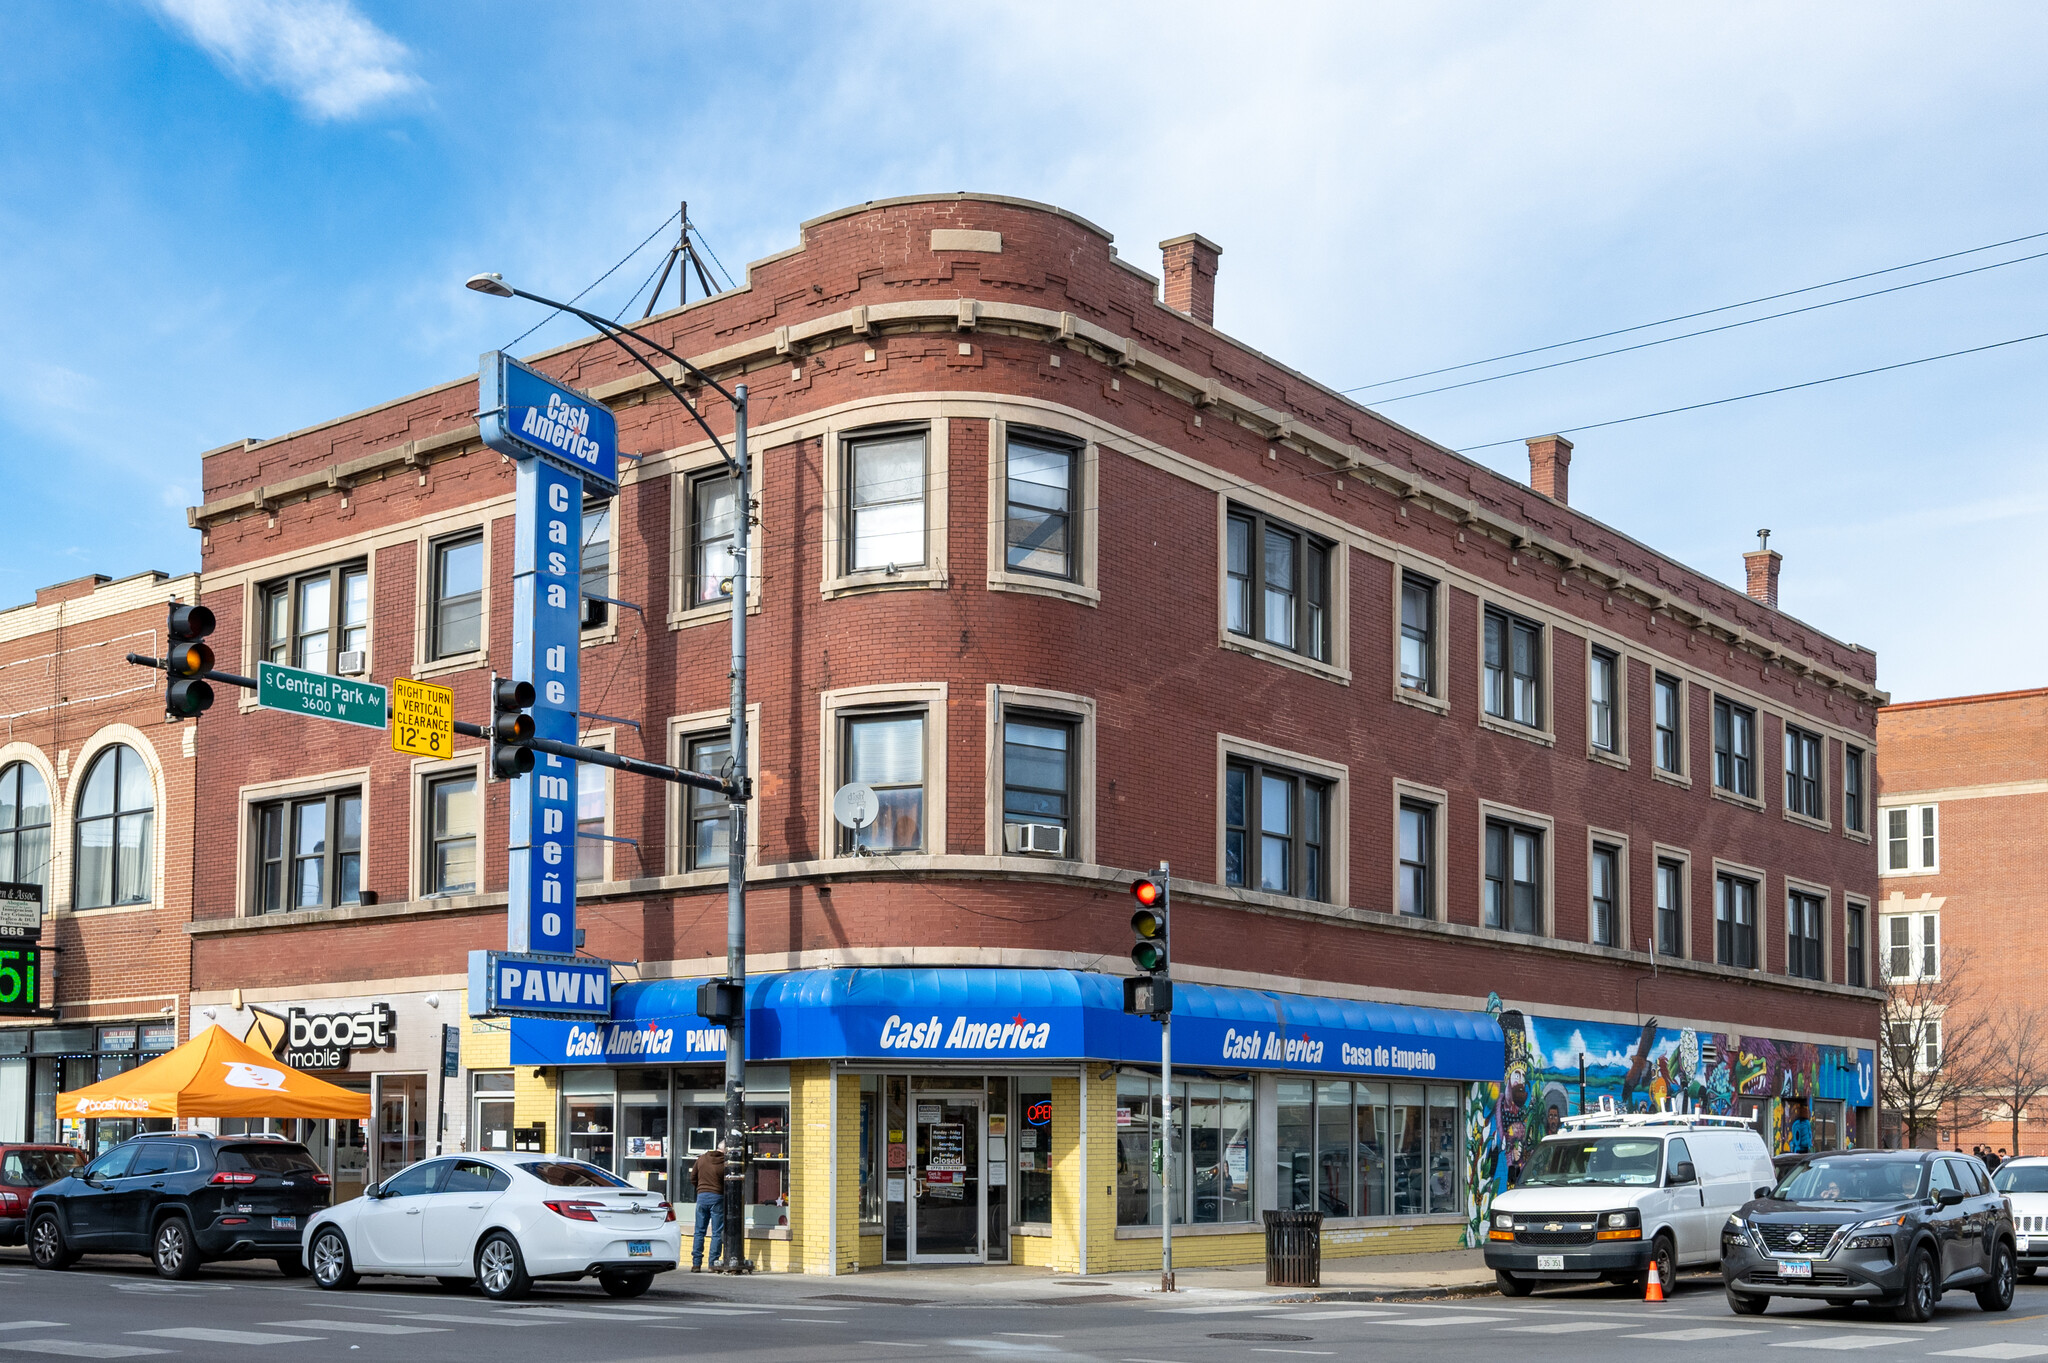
[184,195,1881,1075]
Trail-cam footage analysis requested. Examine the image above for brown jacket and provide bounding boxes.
[692,1149,727,1196]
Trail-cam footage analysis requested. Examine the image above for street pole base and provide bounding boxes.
[1161,1270,1176,1293]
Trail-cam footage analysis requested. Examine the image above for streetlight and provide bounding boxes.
[469,271,752,1273]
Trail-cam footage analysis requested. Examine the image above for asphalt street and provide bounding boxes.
[1,1253,2044,1363]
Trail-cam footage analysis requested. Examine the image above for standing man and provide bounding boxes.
[690,1143,727,1272]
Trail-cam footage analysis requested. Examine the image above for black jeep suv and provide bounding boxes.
[27,1133,332,1279]
[1722,1149,2016,1320]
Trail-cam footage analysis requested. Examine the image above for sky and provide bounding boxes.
[1,1,2045,703]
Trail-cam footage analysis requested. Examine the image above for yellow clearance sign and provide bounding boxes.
[390,677,455,758]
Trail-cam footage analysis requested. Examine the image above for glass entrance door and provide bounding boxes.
[909,1092,983,1262]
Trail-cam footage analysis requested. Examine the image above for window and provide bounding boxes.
[682,733,731,870]
[1653,673,1682,774]
[1714,873,1758,969]
[1891,1018,1940,1074]
[1787,890,1824,980]
[425,772,477,895]
[687,471,738,608]
[1785,725,1823,819]
[1655,858,1685,958]
[261,563,369,673]
[1483,609,1542,727]
[1712,697,1756,798]
[1882,804,1939,873]
[429,534,484,659]
[253,791,361,913]
[1484,820,1543,934]
[1397,801,1434,918]
[1116,1074,1255,1226]
[842,712,925,853]
[1002,713,1075,853]
[1590,843,1620,946]
[580,498,611,629]
[1846,902,1867,987]
[0,762,52,896]
[1224,759,1331,900]
[1005,433,1076,580]
[1844,746,1866,833]
[1226,508,1332,662]
[1884,912,1940,981]
[1273,1078,1463,1218]
[846,429,926,573]
[576,750,606,882]
[1399,573,1436,695]
[74,745,152,909]
[1589,648,1619,753]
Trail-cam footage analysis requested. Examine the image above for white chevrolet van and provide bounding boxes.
[1484,1111,1774,1296]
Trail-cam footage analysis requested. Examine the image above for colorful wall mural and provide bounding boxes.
[1461,994,1875,1246]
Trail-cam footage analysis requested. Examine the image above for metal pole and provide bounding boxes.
[1160,858,1174,1293]
[721,384,750,1271]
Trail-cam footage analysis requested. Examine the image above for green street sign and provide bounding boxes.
[256,661,388,730]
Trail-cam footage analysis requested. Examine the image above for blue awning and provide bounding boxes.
[509,967,1504,1083]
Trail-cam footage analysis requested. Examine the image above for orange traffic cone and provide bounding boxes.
[1643,1259,1665,1302]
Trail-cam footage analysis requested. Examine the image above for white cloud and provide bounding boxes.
[148,0,422,119]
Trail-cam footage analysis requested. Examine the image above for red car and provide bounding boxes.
[1,1145,87,1246]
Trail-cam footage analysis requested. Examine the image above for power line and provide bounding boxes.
[504,207,683,353]
[1457,328,2048,453]
[1342,228,2048,394]
[1371,248,2048,405]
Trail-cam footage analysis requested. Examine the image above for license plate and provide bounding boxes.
[271,1216,297,1230]
[627,1240,652,1257]
[1537,1254,1565,1271]
[1779,1258,1812,1278]
[2019,1236,2031,1253]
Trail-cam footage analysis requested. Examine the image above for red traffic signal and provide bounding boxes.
[1129,874,1168,974]
[1131,878,1164,909]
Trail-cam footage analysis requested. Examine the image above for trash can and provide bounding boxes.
[1263,1209,1323,1287]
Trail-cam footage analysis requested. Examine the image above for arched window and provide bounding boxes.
[0,761,52,893]
[74,745,153,908]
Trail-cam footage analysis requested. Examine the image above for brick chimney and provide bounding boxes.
[1526,434,1573,504]
[1744,530,1781,608]
[1159,233,1222,325]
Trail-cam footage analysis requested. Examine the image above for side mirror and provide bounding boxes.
[1936,1187,1965,1207]
[1668,1161,1697,1185]
[1755,1186,1773,1201]
[364,1182,383,1199]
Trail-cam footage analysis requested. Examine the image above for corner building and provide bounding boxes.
[187,195,1884,1273]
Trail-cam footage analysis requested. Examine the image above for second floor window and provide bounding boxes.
[1846,902,1867,987]
[1655,858,1685,958]
[843,712,925,853]
[688,472,739,608]
[0,761,52,897]
[580,499,611,629]
[1002,713,1075,855]
[1224,760,1331,900]
[1590,843,1620,946]
[683,733,732,870]
[74,744,152,909]
[1484,820,1542,934]
[1845,746,1866,834]
[1589,648,1618,752]
[1785,726,1823,819]
[846,430,926,573]
[1885,912,1939,981]
[1483,609,1541,727]
[261,563,368,673]
[430,534,484,660]
[254,791,361,913]
[576,753,606,883]
[1397,801,1434,917]
[1226,509,1331,663]
[1883,804,1938,873]
[1005,433,1077,580]
[1712,697,1756,798]
[1891,1018,1940,1074]
[1653,673,1682,773]
[426,772,477,895]
[1787,890,1824,980]
[1399,574,1436,694]
[1715,873,1758,969]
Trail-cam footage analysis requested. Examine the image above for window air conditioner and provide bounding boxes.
[1004,822,1067,857]
[337,649,368,676]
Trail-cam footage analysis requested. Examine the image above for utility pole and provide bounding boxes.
[1125,864,1174,1291]
[721,385,750,1272]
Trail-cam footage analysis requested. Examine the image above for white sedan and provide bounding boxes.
[302,1153,679,1300]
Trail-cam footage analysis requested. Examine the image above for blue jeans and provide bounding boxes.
[692,1191,725,1267]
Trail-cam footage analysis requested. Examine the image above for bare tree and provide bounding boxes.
[1977,1002,2048,1156]
[1880,944,1988,1148]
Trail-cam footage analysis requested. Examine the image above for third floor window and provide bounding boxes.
[1882,804,1938,873]
[429,534,484,660]
[1483,609,1541,727]
[846,429,927,573]
[1589,648,1619,752]
[1784,725,1823,820]
[1226,509,1332,663]
[254,790,361,913]
[1399,573,1436,695]
[1004,433,1077,581]
[1712,697,1756,799]
[1653,673,1682,774]
[262,563,368,674]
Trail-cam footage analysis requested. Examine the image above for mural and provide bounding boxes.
[1461,994,1873,1246]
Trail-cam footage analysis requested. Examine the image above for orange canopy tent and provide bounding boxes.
[55,1024,371,1121]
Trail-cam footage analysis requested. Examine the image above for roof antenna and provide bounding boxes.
[643,201,722,318]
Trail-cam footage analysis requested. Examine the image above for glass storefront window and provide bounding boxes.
[1015,1076,1052,1225]
[1389,1083,1427,1214]
[1277,1079,1313,1212]
[1315,1080,1352,1216]
[885,1075,907,1260]
[618,1069,670,1196]
[374,1072,428,1181]
[563,1068,616,1170]
[743,1064,791,1232]
[1427,1084,1460,1214]
[1117,1073,1254,1227]
[1357,1083,1389,1216]
[859,1073,881,1225]
[1272,1077,1463,1219]
[473,1071,515,1154]
[1116,1074,1159,1225]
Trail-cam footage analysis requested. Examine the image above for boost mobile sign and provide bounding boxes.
[477,351,617,958]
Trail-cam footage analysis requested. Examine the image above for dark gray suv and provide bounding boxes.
[1721,1150,2016,1320]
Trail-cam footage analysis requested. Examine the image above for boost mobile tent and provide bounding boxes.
[55,1024,372,1121]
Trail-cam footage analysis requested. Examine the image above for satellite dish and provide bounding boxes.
[832,782,880,830]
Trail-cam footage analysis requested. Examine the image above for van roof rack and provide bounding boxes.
[1557,1110,1757,1132]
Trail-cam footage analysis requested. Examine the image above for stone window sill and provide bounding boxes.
[1711,786,1765,813]
[1219,633,1350,685]
[988,571,1100,607]
[1479,714,1554,747]
[1394,687,1449,716]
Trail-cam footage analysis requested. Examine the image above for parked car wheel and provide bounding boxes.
[1727,1288,1770,1315]
[1892,1248,1939,1323]
[152,1215,200,1280]
[28,1213,75,1271]
[1495,1270,1533,1297]
[598,1271,653,1299]
[1644,1233,1677,1295]
[475,1232,532,1302]
[1975,1241,2016,1312]
[274,1253,310,1278]
[309,1227,359,1291]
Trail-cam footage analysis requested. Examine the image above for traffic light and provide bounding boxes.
[490,677,537,778]
[1124,868,1172,1017]
[164,603,216,719]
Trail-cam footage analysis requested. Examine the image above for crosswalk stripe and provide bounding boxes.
[130,1328,322,1345]
[1375,1315,1516,1328]
[1929,1349,2048,1361]
[1501,1321,1640,1333]
[618,1306,770,1316]
[1259,1311,1395,1321]
[382,1313,551,1327]
[0,1330,66,1337]
[1770,1337,1918,1352]
[0,1344,171,1359]
[262,1320,448,1334]
[469,1309,670,1322]
[1629,1328,1772,1342]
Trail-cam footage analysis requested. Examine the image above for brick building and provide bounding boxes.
[1876,688,2048,1155]
[0,571,198,1148]
[182,194,1883,1272]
